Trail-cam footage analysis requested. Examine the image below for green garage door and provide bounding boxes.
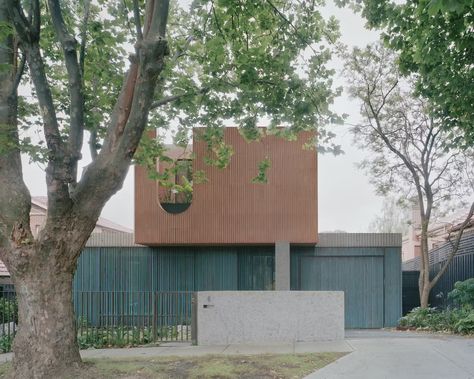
[300,256,384,328]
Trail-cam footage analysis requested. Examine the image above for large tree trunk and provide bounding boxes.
[10,249,82,379]
[1,1,170,377]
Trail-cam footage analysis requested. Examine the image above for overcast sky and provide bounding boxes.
[20,2,384,232]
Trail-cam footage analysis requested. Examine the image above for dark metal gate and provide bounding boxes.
[73,291,194,344]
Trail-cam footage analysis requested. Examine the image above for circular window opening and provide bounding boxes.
[159,158,193,214]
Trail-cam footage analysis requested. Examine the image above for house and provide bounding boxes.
[30,196,133,237]
[0,197,132,284]
[402,206,474,262]
[401,208,474,310]
[120,127,401,328]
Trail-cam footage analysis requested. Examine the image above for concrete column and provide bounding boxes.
[275,241,290,290]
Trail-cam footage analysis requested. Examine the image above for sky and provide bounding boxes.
[20,2,384,232]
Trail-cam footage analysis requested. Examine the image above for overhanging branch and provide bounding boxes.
[150,87,209,110]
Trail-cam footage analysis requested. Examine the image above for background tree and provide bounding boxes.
[345,43,474,309]
[0,0,340,377]
[341,0,474,146]
[368,197,410,234]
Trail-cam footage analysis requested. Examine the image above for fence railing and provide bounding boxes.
[0,290,194,353]
[0,290,17,353]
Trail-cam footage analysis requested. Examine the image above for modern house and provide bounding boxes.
[96,127,401,328]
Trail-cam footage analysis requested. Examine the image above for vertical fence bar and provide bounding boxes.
[0,290,194,353]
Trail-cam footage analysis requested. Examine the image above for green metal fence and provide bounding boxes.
[0,290,17,353]
[0,289,193,353]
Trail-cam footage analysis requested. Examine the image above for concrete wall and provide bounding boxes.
[195,291,344,345]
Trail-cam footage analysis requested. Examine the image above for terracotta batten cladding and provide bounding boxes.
[135,127,317,245]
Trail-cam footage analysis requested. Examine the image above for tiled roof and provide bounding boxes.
[0,232,137,277]
[0,261,9,277]
[31,196,133,233]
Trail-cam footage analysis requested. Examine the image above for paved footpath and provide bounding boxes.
[0,339,351,364]
[305,330,474,379]
[2,330,472,379]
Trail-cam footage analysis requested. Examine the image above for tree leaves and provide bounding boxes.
[355,0,474,147]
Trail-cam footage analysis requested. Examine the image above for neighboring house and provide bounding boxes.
[402,207,474,262]
[30,196,133,237]
[0,197,132,284]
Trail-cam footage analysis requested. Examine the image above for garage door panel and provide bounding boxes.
[300,256,384,328]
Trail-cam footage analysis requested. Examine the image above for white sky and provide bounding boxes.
[20,2,383,232]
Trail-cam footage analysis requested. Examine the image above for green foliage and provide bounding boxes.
[353,0,474,147]
[252,157,272,184]
[76,325,177,349]
[345,43,473,212]
[453,312,474,334]
[400,280,474,335]
[399,306,474,334]
[0,334,13,353]
[13,0,342,165]
[448,278,474,308]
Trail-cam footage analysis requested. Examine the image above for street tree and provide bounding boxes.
[340,0,474,146]
[368,197,410,234]
[345,43,474,309]
[0,0,340,377]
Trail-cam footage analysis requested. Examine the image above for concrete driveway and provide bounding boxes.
[306,330,474,379]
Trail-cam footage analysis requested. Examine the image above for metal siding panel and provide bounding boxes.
[194,248,238,290]
[383,247,402,326]
[292,245,401,328]
[299,255,384,328]
[237,247,274,290]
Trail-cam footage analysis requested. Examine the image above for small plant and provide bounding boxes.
[454,312,474,334]
[399,280,474,335]
[0,334,14,353]
[448,278,474,308]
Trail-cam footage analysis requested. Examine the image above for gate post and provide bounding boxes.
[191,292,197,345]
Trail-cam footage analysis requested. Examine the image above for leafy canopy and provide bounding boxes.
[14,0,342,183]
[345,43,474,215]
[341,0,474,147]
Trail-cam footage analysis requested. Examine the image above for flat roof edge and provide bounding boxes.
[316,233,402,248]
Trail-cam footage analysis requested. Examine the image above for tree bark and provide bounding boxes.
[419,281,431,308]
[0,1,171,377]
[11,256,82,379]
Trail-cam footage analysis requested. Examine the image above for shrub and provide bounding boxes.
[454,312,474,334]
[399,307,439,329]
[448,278,474,308]
[0,334,13,353]
[399,289,474,335]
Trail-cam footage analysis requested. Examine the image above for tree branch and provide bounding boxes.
[74,0,171,213]
[0,1,33,255]
[132,0,143,40]
[79,0,91,77]
[150,87,209,110]
[48,0,85,184]
[430,201,474,288]
[11,51,25,94]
